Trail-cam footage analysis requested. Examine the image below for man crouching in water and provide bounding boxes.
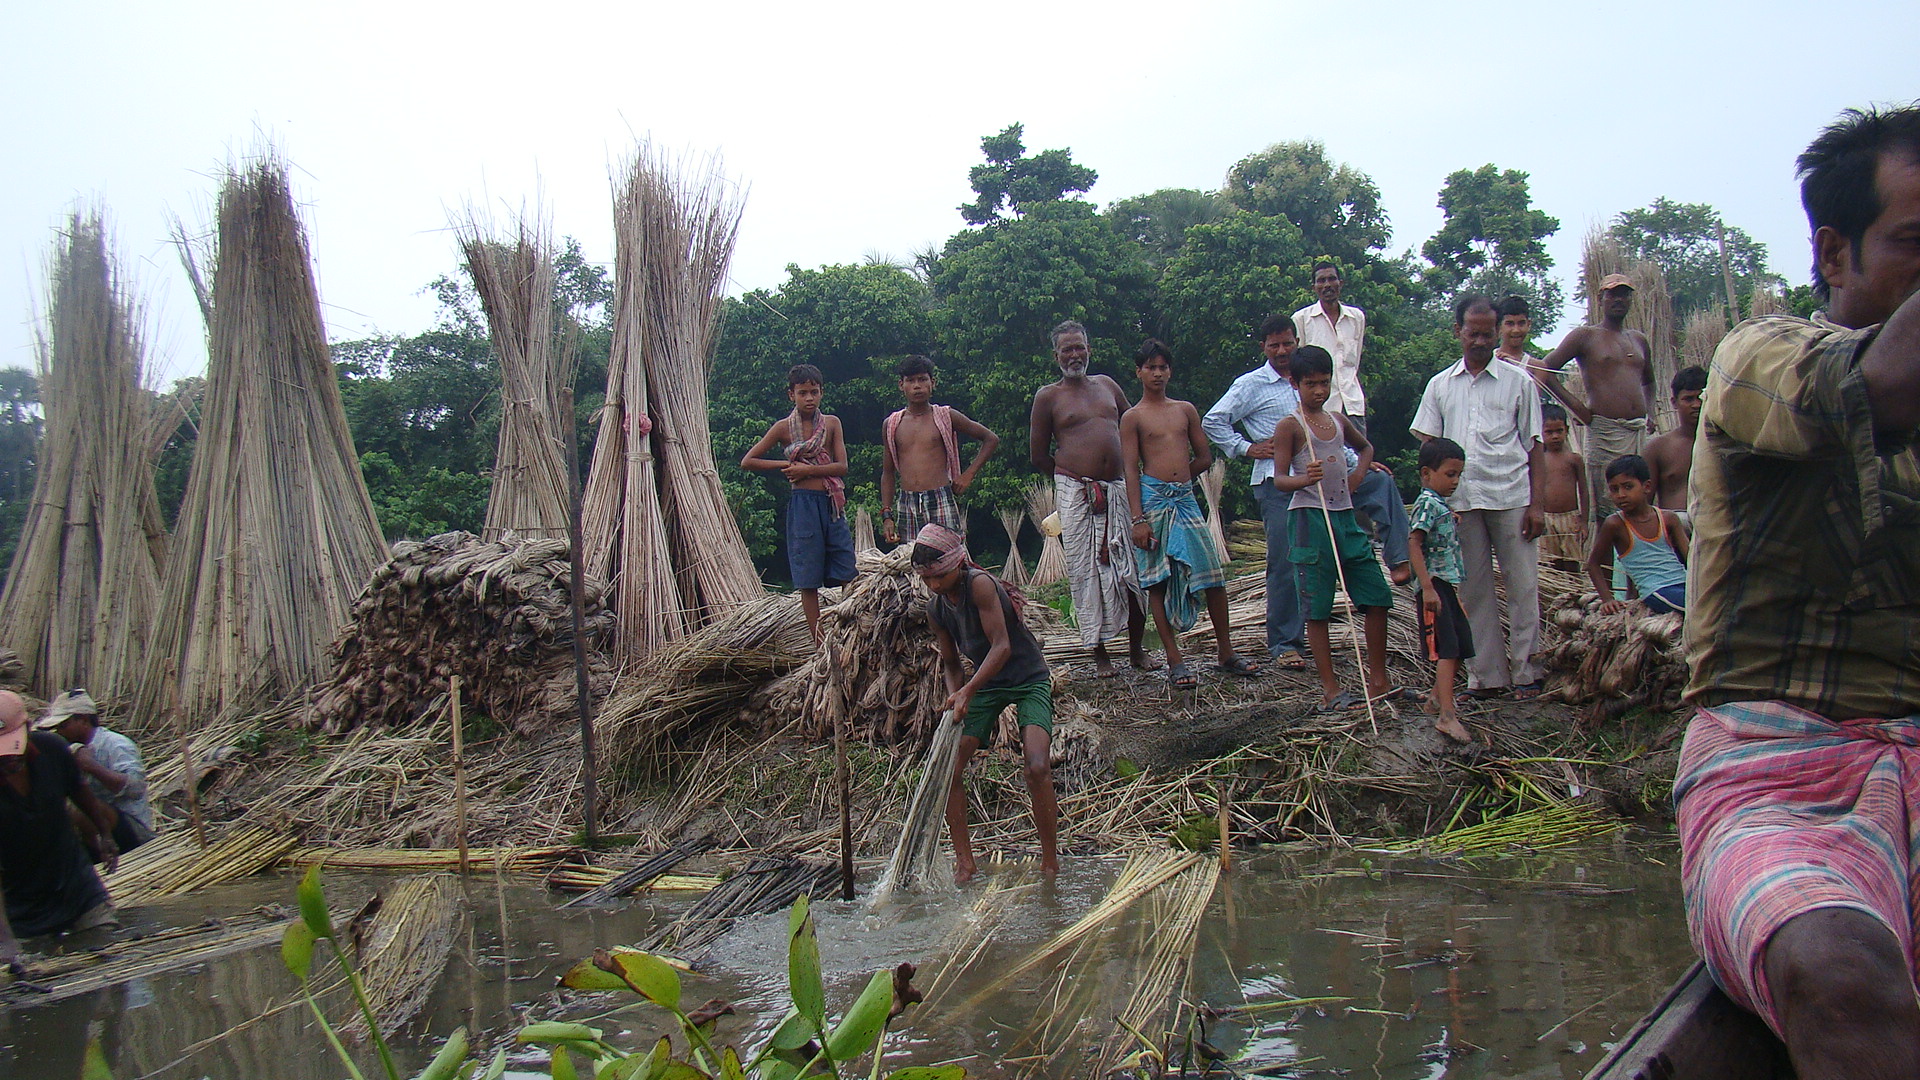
[914,524,1059,883]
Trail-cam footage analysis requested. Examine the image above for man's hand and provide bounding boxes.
[1301,458,1324,484]
[1600,598,1628,616]
[781,461,812,482]
[1521,505,1546,541]
[1247,438,1275,460]
[883,519,899,545]
[1369,460,1392,474]
[1645,415,1658,434]
[1131,520,1155,551]
[953,473,973,496]
[1422,585,1440,618]
[943,686,975,725]
[97,837,118,874]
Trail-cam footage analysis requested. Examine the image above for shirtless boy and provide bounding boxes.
[1540,275,1657,519]
[1641,365,1706,522]
[1030,320,1149,677]
[1536,403,1589,562]
[881,355,1000,544]
[741,365,854,645]
[1121,339,1258,690]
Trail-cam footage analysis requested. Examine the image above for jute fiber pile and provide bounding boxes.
[310,532,614,735]
[145,154,387,718]
[583,146,760,662]
[0,209,173,700]
[459,209,576,542]
[1538,590,1686,714]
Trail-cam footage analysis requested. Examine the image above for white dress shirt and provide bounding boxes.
[1293,301,1367,417]
[1411,356,1543,512]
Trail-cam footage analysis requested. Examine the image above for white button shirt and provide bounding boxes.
[1411,356,1542,512]
[1293,302,1367,417]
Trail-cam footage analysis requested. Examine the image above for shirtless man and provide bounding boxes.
[1536,403,1589,563]
[1641,365,1706,522]
[881,355,999,544]
[1030,320,1148,677]
[1540,275,1657,520]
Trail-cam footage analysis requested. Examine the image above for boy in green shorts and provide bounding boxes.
[914,523,1058,883]
[1269,346,1396,712]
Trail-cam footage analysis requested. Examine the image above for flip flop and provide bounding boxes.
[1458,686,1507,702]
[1272,650,1309,670]
[1214,655,1263,677]
[1314,690,1364,715]
[1510,682,1545,701]
[1168,661,1198,691]
[1369,686,1417,705]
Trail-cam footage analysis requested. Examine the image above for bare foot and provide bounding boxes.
[954,859,978,884]
[1433,713,1472,743]
[1130,650,1162,672]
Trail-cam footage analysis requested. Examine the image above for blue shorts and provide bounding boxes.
[787,489,856,590]
[1642,582,1686,614]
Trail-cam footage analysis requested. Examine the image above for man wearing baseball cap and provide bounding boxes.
[38,689,154,853]
[0,690,118,964]
[1538,271,1659,524]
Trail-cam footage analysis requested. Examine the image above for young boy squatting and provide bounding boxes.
[1586,454,1690,616]
[914,524,1059,883]
[1120,340,1259,689]
[880,355,999,544]
[741,365,855,644]
[1407,438,1475,744]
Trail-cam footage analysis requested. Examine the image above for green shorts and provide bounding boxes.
[1290,507,1394,620]
[961,680,1053,745]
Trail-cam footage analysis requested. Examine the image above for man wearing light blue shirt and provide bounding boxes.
[1204,315,1411,667]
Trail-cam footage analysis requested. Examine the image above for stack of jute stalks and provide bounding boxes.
[745,547,945,746]
[583,146,761,662]
[1025,482,1067,587]
[309,532,614,734]
[0,209,173,700]
[144,153,387,719]
[459,208,576,542]
[1538,591,1687,713]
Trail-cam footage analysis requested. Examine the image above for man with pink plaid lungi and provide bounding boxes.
[1677,104,1920,1079]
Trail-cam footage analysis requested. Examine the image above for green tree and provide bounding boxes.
[1421,164,1563,331]
[1607,198,1781,315]
[1104,188,1228,269]
[1221,141,1391,264]
[959,123,1099,225]
[0,368,40,582]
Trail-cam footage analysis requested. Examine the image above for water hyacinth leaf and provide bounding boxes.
[592,1057,644,1080]
[786,896,825,1028]
[518,1021,604,1046]
[718,1047,749,1080]
[298,865,334,938]
[551,1046,578,1080]
[655,1065,708,1080]
[479,1049,509,1080]
[824,970,894,1061]
[82,1040,113,1080]
[600,947,683,1009]
[413,1027,471,1080]
[559,956,629,992]
[882,1069,967,1080]
[281,921,317,980]
[766,1007,814,1050]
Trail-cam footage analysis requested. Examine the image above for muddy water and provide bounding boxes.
[0,836,1692,1080]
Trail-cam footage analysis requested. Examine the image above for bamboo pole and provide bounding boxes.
[1215,782,1232,873]
[563,387,599,845]
[165,662,207,849]
[836,701,854,900]
[1310,434,1379,736]
[450,674,468,875]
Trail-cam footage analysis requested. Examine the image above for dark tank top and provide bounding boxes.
[927,568,1051,688]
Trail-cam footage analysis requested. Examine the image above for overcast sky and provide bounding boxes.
[3,0,1913,385]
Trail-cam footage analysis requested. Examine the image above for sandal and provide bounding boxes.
[1168,661,1198,691]
[1214,655,1263,677]
[1314,690,1364,715]
[1272,649,1309,670]
[1458,686,1507,702]
[1510,682,1545,701]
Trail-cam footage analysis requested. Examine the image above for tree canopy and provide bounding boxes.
[1422,164,1563,332]
[1221,140,1392,265]
[1607,197,1779,315]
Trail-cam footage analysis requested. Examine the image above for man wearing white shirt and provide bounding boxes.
[1293,262,1368,432]
[1411,295,1548,699]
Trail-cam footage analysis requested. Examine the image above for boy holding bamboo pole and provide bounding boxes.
[742,365,856,645]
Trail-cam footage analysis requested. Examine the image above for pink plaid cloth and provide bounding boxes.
[1676,700,1920,1035]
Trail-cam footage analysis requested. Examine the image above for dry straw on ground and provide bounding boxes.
[0,209,173,701]
[145,153,387,719]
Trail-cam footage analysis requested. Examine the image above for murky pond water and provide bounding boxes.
[0,835,1691,1079]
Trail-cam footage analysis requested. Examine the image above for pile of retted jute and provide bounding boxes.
[309,532,614,735]
[1538,591,1687,720]
[582,146,761,662]
[144,154,387,718]
[0,209,173,700]
[458,208,576,542]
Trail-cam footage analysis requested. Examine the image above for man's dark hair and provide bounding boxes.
[1290,345,1335,381]
[1542,402,1569,425]
[897,355,936,379]
[1256,313,1297,340]
[1496,295,1532,321]
[1453,293,1498,327]
[1606,454,1652,482]
[910,542,944,568]
[788,364,825,388]
[1418,437,1466,471]
[1311,261,1340,279]
[1135,339,1174,367]
[1672,365,1708,395]
[1797,103,1920,300]
[1049,319,1088,349]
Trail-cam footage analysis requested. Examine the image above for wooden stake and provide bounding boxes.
[563,387,600,846]
[1215,782,1233,874]
[451,674,469,875]
[835,695,854,900]
[165,661,207,849]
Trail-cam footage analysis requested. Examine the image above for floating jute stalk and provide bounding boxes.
[0,209,173,701]
[143,153,387,719]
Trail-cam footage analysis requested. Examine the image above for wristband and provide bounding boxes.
[1131,515,1149,525]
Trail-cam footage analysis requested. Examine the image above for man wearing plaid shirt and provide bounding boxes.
[1675,104,1920,1079]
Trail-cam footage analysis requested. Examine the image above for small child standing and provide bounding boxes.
[1270,346,1396,712]
[741,364,855,644]
[1407,438,1475,743]
[1536,403,1589,563]
[1586,455,1690,615]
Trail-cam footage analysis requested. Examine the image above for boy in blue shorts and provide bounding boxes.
[742,364,855,645]
[1408,437,1475,743]
[1586,454,1689,616]
[1269,346,1396,713]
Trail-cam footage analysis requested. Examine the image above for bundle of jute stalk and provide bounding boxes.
[458,208,576,542]
[996,507,1027,586]
[1682,305,1729,370]
[143,154,387,719]
[852,506,877,553]
[0,209,174,700]
[309,531,614,734]
[344,873,466,1040]
[1025,481,1067,587]
[1537,591,1687,717]
[1199,459,1230,563]
[583,146,761,662]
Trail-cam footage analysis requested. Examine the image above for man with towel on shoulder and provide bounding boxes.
[1029,320,1150,678]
